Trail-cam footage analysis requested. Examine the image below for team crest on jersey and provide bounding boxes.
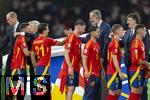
[96,49,99,53]
[84,49,87,53]
[135,49,138,54]
[115,49,118,53]
[79,44,81,48]
[23,43,26,47]
[76,42,78,45]
[141,47,145,51]
[68,43,71,48]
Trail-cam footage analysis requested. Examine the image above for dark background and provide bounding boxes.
[0,0,150,53]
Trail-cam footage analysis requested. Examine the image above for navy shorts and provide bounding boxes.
[66,71,79,87]
[36,66,49,76]
[107,74,122,91]
[129,70,145,88]
[11,69,26,81]
[83,75,101,100]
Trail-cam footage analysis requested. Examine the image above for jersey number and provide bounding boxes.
[35,44,44,56]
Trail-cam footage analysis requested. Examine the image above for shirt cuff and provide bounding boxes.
[21,32,25,35]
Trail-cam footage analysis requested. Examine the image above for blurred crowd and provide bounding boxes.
[1,0,150,38]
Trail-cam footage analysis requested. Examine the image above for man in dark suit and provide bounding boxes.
[0,31,2,75]
[81,9,112,70]
[1,12,20,76]
[22,20,40,77]
[121,13,140,98]
[61,10,111,99]
[81,9,111,100]
[122,13,140,69]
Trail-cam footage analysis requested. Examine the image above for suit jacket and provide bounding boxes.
[1,23,20,75]
[0,31,2,74]
[121,29,136,68]
[80,21,111,67]
[1,23,20,49]
[143,30,150,62]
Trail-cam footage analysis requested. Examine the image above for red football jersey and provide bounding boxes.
[63,33,81,72]
[11,35,28,70]
[83,39,101,77]
[32,36,57,67]
[107,39,121,74]
[129,38,145,71]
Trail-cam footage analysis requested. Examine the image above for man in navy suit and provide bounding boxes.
[80,9,111,100]
[0,31,2,75]
[62,10,111,99]
[81,9,112,70]
[121,13,140,99]
[122,13,140,69]
[1,12,21,76]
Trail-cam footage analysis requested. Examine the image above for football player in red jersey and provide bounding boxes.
[31,23,65,98]
[10,23,30,99]
[82,26,105,100]
[59,20,86,100]
[128,24,149,100]
[11,23,30,77]
[106,24,125,100]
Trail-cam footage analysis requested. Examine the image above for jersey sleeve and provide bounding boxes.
[65,34,74,50]
[20,36,28,50]
[45,38,57,46]
[111,41,118,55]
[83,42,91,57]
[138,41,145,60]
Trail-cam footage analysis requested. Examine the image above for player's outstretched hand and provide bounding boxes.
[84,70,90,79]
[68,67,74,77]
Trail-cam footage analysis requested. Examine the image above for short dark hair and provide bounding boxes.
[135,24,145,34]
[127,13,140,24]
[19,22,29,31]
[112,24,122,34]
[88,26,98,33]
[74,20,86,27]
[37,23,48,34]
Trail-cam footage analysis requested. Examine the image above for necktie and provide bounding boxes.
[129,30,133,41]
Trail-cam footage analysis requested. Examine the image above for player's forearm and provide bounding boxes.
[26,51,31,56]
[138,60,150,67]
[82,55,88,72]
[56,38,67,46]
[31,58,36,68]
[112,55,121,73]
[64,50,72,67]
[23,49,31,56]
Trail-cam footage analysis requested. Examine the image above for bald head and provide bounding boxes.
[6,12,18,26]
